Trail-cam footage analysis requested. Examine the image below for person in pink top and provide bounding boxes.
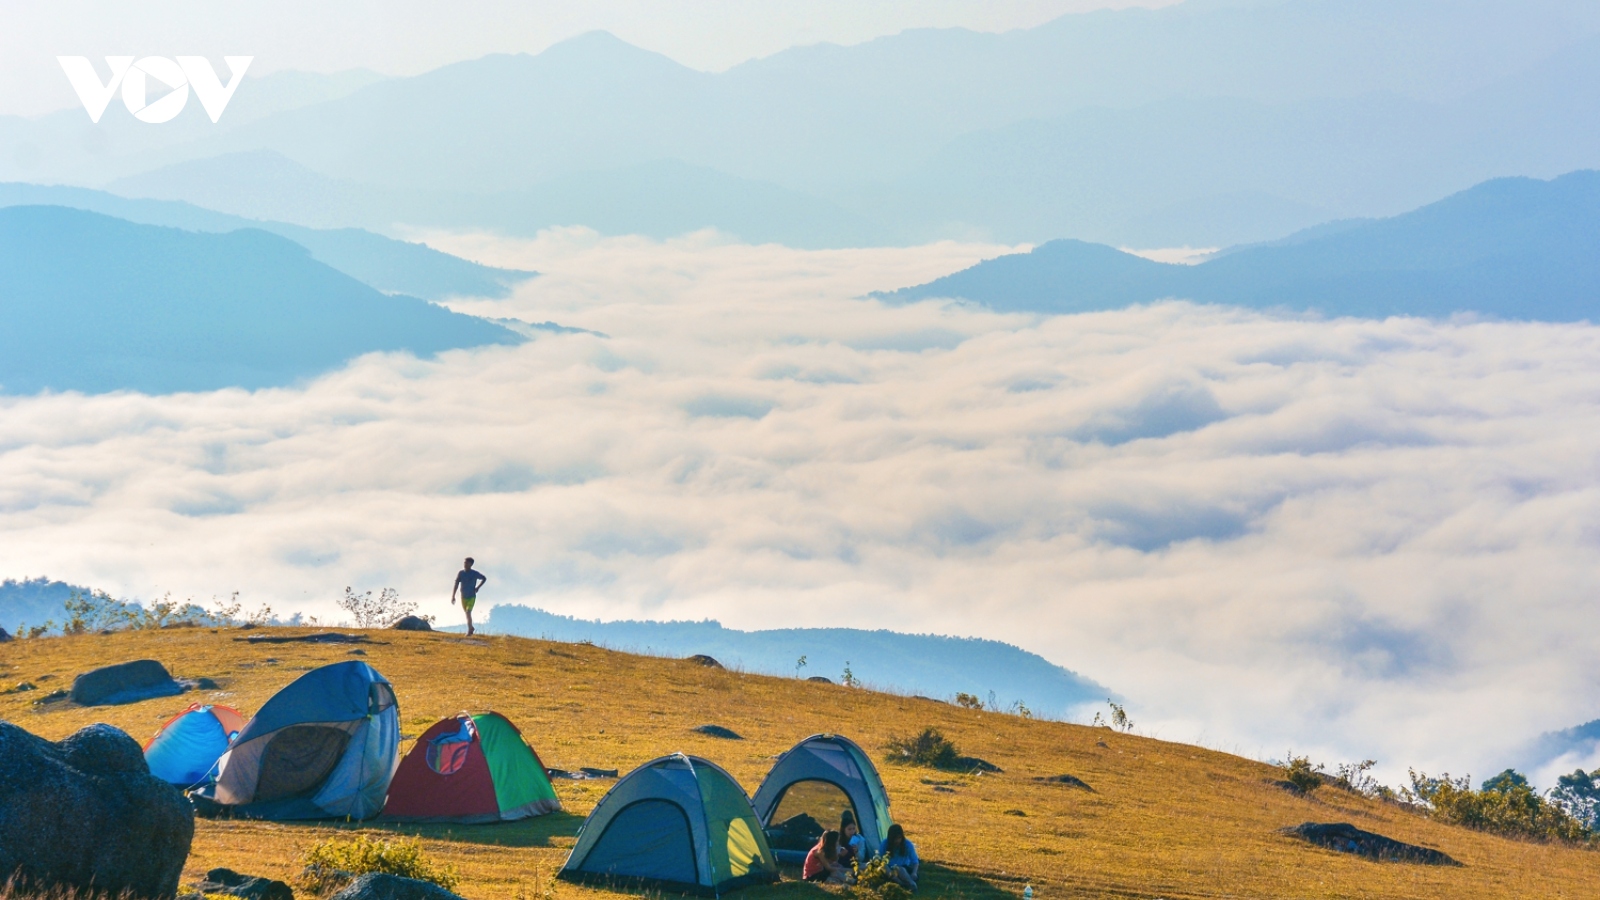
[803,830,853,884]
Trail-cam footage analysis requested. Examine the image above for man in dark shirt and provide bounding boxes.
[452,557,487,636]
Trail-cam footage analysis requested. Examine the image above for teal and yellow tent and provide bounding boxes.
[560,753,779,896]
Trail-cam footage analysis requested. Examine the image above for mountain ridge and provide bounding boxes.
[879,170,1600,320]
[0,206,523,394]
[484,603,1109,719]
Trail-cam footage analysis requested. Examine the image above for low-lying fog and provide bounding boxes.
[4,227,1597,786]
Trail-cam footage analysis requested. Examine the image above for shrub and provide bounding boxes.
[848,855,912,900]
[1406,769,1593,845]
[1283,754,1325,793]
[1091,699,1134,732]
[884,727,961,770]
[1332,759,1379,796]
[301,835,459,894]
[338,587,424,629]
[954,692,984,710]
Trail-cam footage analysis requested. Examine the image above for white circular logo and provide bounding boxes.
[121,56,189,123]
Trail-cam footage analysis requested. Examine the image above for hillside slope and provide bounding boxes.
[4,627,1599,899]
[0,207,521,394]
[881,171,1600,320]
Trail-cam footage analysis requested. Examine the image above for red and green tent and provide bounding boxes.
[382,711,560,822]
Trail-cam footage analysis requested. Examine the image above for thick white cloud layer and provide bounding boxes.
[4,228,1599,786]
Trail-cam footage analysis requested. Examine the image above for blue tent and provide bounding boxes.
[751,734,893,864]
[143,703,246,786]
[191,661,399,820]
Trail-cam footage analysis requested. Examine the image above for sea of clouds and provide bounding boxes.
[3,227,1599,787]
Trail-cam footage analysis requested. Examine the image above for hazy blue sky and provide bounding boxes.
[1,0,1172,117]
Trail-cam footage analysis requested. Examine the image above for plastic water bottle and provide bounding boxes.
[1024,885,1034,900]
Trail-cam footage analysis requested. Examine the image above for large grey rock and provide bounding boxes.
[1279,822,1459,865]
[389,616,432,632]
[71,658,185,705]
[0,722,194,898]
[328,874,465,900]
[0,626,12,642]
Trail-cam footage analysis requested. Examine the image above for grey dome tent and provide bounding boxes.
[559,753,779,896]
[750,734,892,864]
[191,660,399,820]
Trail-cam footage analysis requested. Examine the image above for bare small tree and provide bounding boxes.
[339,586,420,629]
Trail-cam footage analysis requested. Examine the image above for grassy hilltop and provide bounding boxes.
[3,627,1597,899]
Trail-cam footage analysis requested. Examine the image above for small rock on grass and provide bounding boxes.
[196,867,294,900]
[694,724,743,740]
[1034,774,1094,791]
[686,654,723,668]
[954,755,1002,773]
[329,873,466,900]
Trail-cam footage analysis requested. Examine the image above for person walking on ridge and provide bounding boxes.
[452,557,487,636]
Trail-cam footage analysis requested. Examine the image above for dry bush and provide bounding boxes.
[301,835,459,894]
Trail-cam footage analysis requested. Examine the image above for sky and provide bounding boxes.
[4,228,1599,787]
[0,0,1173,117]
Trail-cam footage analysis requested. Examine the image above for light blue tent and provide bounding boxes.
[191,661,399,820]
[143,703,246,786]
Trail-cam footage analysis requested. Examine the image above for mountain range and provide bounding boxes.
[3,1,1598,247]
[484,603,1109,717]
[0,206,522,394]
[879,170,1600,321]
[0,182,533,301]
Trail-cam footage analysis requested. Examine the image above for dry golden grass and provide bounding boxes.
[3,626,1598,899]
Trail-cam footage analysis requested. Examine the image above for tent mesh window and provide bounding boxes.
[766,779,855,853]
[255,725,352,802]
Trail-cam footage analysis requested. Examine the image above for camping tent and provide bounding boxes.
[190,660,400,820]
[559,753,779,896]
[143,703,246,786]
[750,734,893,864]
[383,711,561,822]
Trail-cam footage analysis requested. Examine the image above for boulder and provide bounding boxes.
[196,868,294,900]
[806,675,833,684]
[686,654,723,668]
[0,722,194,898]
[1279,822,1459,865]
[329,874,466,900]
[0,626,11,642]
[70,659,186,706]
[390,616,433,632]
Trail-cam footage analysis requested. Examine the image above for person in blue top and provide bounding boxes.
[883,823,919,891]
[451,557,487,636]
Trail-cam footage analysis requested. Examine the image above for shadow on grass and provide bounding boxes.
[739,863,1015,900]
[325,811,586,847]
[917,863,1019,900]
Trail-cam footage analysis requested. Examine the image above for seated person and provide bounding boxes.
[803,829,853,885]
[839,810,869,869]
[883,823,919,892]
